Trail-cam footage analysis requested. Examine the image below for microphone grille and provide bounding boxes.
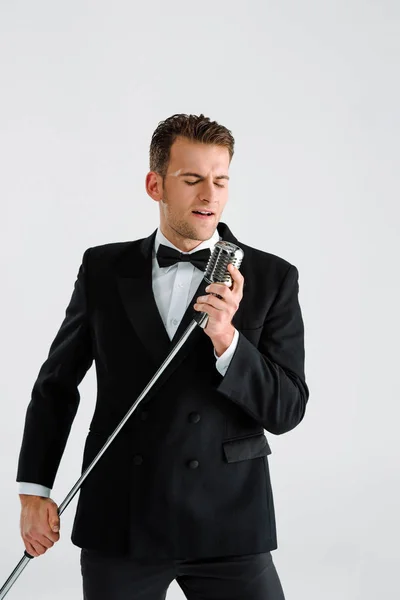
[204,241,244,286]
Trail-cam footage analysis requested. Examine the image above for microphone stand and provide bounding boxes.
[0,312,209,599]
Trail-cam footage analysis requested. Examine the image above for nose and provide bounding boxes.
[199,179,217,203]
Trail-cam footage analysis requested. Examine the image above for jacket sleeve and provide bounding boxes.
[16,248,94,489]
[216,264,309,435]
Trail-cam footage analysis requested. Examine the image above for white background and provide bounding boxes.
[0,1,399,599]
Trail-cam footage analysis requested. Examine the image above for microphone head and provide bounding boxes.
[204,240,244,287]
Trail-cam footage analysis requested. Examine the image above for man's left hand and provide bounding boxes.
[194,263,244,356]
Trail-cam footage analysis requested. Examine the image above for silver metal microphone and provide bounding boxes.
[194,240,244,328]
[204,240,244,287]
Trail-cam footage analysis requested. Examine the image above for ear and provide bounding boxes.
[145,171,164,202]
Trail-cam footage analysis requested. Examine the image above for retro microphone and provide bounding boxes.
[0,239,244,599]
[193,240,244,329]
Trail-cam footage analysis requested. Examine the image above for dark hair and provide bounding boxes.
[149,113,235,179]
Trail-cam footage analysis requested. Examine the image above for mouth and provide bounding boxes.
[192,210,214,219]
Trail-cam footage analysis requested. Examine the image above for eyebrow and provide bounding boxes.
[178,171,230,181]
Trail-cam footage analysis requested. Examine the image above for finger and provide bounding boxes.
[45,530,60,543]
[195,296,225,311]
[43,526,60,543]
[228,263,244,285]
[194,303,220,317]
[228,265,244,295]
[194,303,229,323]
[29,539,47,556]
[199,292,239,314]
[205,283,229,298]
[33,533,54,549]
[25,540,39,558]
[48,505,60,534]
[194,302,209,313]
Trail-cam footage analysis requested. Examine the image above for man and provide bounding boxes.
[17,113,309,599]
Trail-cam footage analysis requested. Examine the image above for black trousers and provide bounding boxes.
[80,548,286,600]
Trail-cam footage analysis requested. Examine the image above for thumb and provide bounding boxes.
[48,507,60,532]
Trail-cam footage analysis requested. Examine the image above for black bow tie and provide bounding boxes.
[156,244,211,271]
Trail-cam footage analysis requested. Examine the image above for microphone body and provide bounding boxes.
[204,240,244,287]
[193,240,244,327]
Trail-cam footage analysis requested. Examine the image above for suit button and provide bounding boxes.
[188,412,200,423]
[140,411,148,421]
[133,455,143,465]
[188,460,199,469]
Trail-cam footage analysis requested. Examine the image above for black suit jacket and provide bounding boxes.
[17,221,309,559]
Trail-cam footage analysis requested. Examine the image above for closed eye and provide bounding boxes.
[185,181,225,188]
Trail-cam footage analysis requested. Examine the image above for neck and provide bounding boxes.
[160,224,214,253]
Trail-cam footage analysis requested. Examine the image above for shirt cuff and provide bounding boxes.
[18,482,51,498]
[214,328,239,376]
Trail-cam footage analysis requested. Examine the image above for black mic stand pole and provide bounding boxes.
[0,311,209,599]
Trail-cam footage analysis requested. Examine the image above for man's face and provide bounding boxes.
[146,136,230,251]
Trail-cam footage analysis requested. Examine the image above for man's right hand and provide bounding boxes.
[19,495,60,557]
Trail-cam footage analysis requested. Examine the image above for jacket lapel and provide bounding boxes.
[115,229,172,369]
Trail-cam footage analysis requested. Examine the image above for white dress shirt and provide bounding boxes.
[19,227,240,497]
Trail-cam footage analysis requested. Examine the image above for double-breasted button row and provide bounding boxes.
[134,410,201,468]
